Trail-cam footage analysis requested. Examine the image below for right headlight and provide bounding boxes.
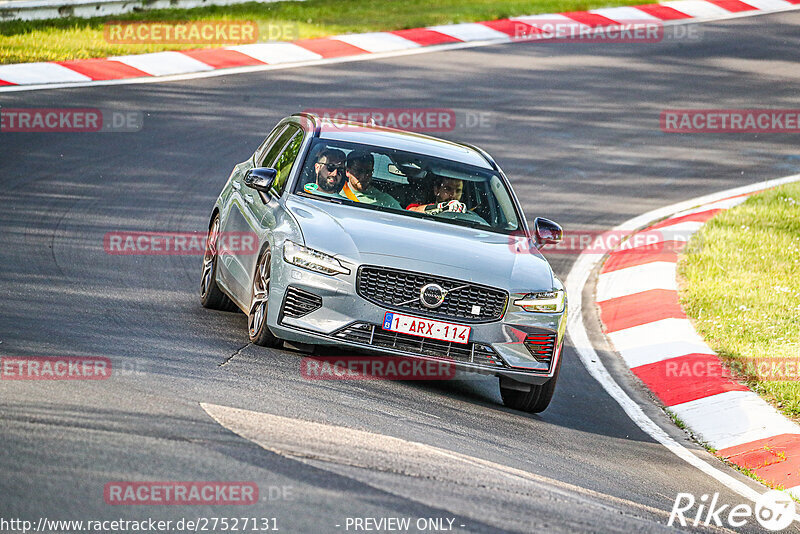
[283,241,350,276]
[514,290,565,313]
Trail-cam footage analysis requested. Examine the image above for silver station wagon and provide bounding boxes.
[201,113,567,413]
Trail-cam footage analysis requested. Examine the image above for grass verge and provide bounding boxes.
[2,0,641,64]
[678,182,800,418]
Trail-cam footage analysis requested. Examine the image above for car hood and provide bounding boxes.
[285,195,554,292]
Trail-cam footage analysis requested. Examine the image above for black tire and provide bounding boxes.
[500,352,562,413]
[247,247,281,347]
[200,215,238,312]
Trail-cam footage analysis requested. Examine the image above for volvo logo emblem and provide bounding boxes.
[420,283,447,309]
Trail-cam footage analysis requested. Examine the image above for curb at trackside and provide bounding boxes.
[565,174,800,509]
[1,0,799,91]
[589,174,800,494]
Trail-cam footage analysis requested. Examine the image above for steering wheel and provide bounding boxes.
[433,210,489,226]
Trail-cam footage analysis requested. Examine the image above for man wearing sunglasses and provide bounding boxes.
[312,148,347,194]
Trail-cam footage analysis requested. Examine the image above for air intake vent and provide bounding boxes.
[282,286,322,318]
[524,329,558,363]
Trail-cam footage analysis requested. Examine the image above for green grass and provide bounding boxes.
[1,0,641,64]
[678,182,800,418]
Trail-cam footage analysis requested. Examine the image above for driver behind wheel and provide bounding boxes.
[407,175,466,215]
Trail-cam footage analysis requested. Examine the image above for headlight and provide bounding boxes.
[283,241,350,276]
[514,289,565,313]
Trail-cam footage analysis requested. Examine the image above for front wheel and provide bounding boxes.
[499,354,562,413]
[248,247,281,347]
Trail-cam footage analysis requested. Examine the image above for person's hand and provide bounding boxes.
[424,200,467,215]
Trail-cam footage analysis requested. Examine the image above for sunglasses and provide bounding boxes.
[319,162,344,173]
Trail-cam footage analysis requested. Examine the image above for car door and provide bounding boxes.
[221,123,305,305]
[218,123,290,299]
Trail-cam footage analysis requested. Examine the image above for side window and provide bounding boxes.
[254,124,287,166]
[258,125,297,168]
[271,128,304,195]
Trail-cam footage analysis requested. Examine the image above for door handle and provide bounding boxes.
[231,180,241,191]
[244,194,254,204]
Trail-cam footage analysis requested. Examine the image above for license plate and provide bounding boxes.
[382,312,471,345]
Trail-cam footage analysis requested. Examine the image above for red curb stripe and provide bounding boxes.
[632,354,749,406]
[648,208,722,230]
[479,19,540,38]
[601,241,682,273]
[718,434,800,488]
[706,0,758,11]
[293,38,369,58]
[562,11,620,26]
[0,79,16,86]
[786,0,800,4]
[55,59,150,80]
[633,3,694,19]
[597,289,686,333]
[390,28,463,46]
[180,49,265,69]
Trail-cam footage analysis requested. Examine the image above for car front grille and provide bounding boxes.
[281,286,323,318]
[333,322,506,368]
[523,329,558,363]
[356,266,508,323]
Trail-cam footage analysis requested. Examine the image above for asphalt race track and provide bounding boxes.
[1,11,799,534]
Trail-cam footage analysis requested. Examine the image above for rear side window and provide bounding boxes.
[255,124,287,166]
[259,125,296,168]
[270,127,304,196]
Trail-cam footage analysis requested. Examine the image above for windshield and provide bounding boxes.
[292,138,521,234]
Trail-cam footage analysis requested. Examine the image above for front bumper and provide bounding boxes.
[267,264,567,385]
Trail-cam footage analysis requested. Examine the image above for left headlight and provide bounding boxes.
[514,289,565,313]
[283,241,350,276]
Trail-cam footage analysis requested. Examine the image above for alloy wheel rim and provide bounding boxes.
[248,250,270,338]
[200,218,219,298]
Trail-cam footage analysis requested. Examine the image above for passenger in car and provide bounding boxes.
[339,151,401,209]
[311,148,346,194]
[407,175,467,214]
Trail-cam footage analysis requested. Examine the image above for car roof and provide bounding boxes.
[297,115,494,170]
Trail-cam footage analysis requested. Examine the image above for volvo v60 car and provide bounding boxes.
[201,113,566,413]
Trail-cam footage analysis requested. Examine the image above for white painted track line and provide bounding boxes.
[426,23,510,42]
[112,51,214,76]
[741,0,795,9]
[670,391,800,450]
[596,262,677,301]
[661,0,736,18]
[607,319,716,367]
[332,32,420,53]
[0,62,91,84]
[589,6,661,20]
[230,43,322,64]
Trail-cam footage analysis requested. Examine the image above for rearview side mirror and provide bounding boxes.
[243,167,277,193]
[533,217,563,247]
